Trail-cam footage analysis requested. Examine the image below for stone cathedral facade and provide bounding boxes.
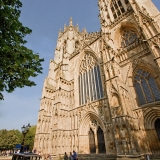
[34,0,160,159]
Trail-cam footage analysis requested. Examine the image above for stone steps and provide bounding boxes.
[51,154,117,160]
[51,154,160,160]
[77,154,117,160]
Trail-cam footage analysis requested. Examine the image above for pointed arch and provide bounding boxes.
[133,68,160,105]
[141,107,160,130]
[113,21,140,49]
[74,50,101,107]
[121,29,138,47]
[79,111,106,154]
[76,50,100,73]
[127,60,160,106]
[79,111,106,135]
[78,51,104,105]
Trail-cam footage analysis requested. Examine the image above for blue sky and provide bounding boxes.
[0,0,159,131]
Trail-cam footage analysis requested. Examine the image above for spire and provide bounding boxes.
[82,28,87,34]
[64,23,66,31]
[69,17,73,26]
[58,28,62,37]
[76,24,79,31]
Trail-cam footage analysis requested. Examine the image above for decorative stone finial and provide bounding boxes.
[64,23,66,31]
[82,28,87,34]
[76,24,79,31]
[58,28,62,37]
[69,17,73,26]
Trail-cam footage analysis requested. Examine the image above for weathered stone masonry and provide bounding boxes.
[34,0,160,159]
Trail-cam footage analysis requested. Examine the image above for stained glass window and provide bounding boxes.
[134,69,160,106]
[79,54,104,105]
[121,29,138,47]
[111,0,125,19]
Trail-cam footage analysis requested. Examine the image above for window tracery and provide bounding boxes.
[134,69,160,106]
[111,0,125,19]
[121,29,138,47]
[79,53,104,105]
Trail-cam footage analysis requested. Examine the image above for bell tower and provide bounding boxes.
[98,0,160,66]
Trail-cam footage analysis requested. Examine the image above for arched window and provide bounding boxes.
[121,29,138,47]
[111,0,125,19]
[79,53,104,105]
[134,69,160,106]
[155,119,160,140]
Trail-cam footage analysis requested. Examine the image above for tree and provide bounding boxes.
[25,125,36,151]
[7,130,23,149]
[0,0,44,100]
[0,127,36,150]
[0,129,22,150]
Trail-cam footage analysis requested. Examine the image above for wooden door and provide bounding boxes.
[88,128,96,153]
[97,127,106,153]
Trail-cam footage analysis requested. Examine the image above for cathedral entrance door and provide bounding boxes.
[155,118,160,140]
[89,128,96,153]
[97,127,106,153]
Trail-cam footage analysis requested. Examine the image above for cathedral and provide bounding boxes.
[34,0,160,159]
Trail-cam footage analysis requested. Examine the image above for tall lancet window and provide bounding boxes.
[134,69,160,106]
[111,0,125,19]
[79,53,104,105]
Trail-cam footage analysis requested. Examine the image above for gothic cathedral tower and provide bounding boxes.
[34,0,160,159]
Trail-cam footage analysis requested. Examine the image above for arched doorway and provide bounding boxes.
[155,118,160,140]
[97,127,106,153]
[88,128,96,153]
[79,111,106,154]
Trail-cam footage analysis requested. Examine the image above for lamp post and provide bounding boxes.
[20,123,31,153]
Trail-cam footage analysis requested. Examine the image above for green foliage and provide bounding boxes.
[0,126,36,150]
[0,0,44,100]
[25,126,36,151]
[0,129,23,149]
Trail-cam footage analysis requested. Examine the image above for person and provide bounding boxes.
[38,151,41,155]
[72,150,78,160]
[47,154,52,160]
[69,152,73,160]
[64,152,68,160]
[38,151,42,159]
[14,150,17,153]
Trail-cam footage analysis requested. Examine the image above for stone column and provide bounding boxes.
[122,140,127,154]
[114,130,120,155]
[104,131,108,153]
[94,129,99,154]
[75,115,78,129]
[115,140,120,155]
[121,128,126,154]
[130,138,137,154]
[75,134,77,152]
